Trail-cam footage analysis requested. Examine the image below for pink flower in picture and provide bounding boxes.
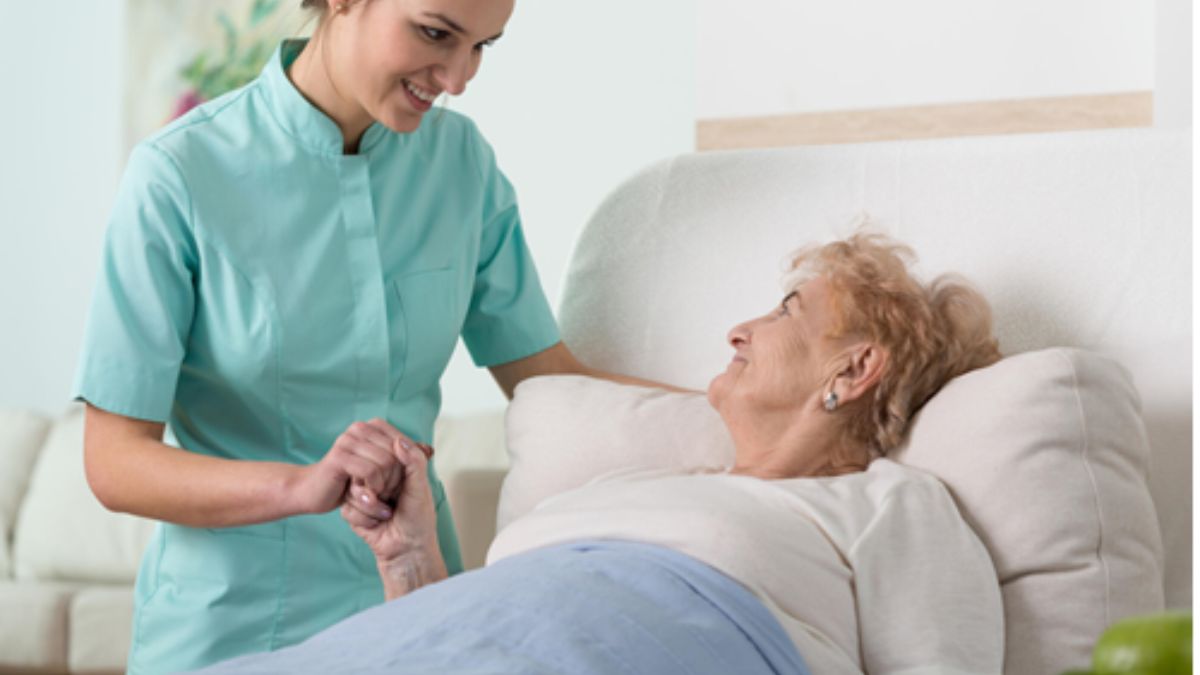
[171,89,204,121]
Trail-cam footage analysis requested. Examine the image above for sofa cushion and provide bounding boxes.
[0,408,52,578]
[12,405,155,583]
[432,410,510,475]
[69,586,133,674]
[0,580,79,672]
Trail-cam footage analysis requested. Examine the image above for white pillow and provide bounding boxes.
[892,348,1163,675]
[499,348,1163,675]
[498,379,733,530]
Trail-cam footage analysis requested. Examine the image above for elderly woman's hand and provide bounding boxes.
[342,438,447,600]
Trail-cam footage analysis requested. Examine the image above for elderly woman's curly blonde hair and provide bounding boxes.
[790,232,1001,462]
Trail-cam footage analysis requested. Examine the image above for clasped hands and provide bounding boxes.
[294,419,447,597]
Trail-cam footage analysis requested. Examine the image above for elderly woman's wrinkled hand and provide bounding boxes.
[341,437,441,562]
[341,437,447,599]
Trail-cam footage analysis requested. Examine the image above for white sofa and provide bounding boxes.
[1,125,1189,673]
[0,406,507,674]
[0,407,144,675]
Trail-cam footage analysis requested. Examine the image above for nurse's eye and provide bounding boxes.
[474,37,497,52]
[418,25,451,42]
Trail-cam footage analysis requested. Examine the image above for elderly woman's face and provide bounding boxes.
[707,276,847,415]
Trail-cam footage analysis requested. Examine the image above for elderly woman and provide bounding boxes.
[198,234,1005,675]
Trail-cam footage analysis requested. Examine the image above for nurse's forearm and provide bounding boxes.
[489,341,698,398]
[88,439,305,528]
[581,367,697,394]
[84,405,308,528]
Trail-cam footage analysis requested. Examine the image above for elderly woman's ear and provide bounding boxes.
[825,344,888,410]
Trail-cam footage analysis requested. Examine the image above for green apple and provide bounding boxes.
[1091,611,1191,675]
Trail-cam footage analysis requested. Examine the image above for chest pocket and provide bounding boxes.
[391,268,462,398]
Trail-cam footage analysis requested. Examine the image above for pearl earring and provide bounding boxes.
[823,391,839,412]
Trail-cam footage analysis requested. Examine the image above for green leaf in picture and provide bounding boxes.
[250,0,282,26]
[225,66,255,90]
[171,2,296,106]
[217,11,239,61]
[180,53,208,83]
[198,67,226,101]
[239,42,273,72]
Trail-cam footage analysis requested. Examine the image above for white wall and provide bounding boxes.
[1155,0,1193,127]
[0,0,694,418]
[0,1,126,416]
[0,1,1185,419]
[698,0,1155,120]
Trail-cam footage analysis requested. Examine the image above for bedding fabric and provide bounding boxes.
[191,540,810,675]
[491,459,1005,675]
[502,348,1163,674]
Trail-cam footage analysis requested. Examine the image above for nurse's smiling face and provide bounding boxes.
[349,0,512,131]
[300,0,513,142]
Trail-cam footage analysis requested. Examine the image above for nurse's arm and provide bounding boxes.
[487,341,696,399]
[83,404,400,528]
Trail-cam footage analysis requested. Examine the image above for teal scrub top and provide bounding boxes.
[72,40,560,674]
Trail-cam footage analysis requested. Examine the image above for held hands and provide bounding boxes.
[291,419,445,597]
[292,419,413,518]
[341,439,441,562]
[342,437,448,599]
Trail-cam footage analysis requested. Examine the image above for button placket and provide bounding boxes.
[337,157,390,421]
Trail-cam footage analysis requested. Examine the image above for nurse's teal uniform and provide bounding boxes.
[72,40,560,674]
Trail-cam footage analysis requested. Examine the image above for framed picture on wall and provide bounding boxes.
[124,0,309,153]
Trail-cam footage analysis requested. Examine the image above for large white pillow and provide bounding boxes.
[892,348,1163,675]
[0,409,52,578]
[499,347,1163,675]
[12,405,156,584]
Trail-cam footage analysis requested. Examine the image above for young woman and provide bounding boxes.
[74,0,625,671]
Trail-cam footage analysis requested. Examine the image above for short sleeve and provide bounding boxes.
[460,128,560,367]
[849,479,1005,675]
[72,143,198,423]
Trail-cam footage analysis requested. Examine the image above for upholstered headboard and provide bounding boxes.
[557,127,1191,608]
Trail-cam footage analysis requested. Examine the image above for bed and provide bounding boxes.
[207,126,1190,674]
[497,125,1189,675]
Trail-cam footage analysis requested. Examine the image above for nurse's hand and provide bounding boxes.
[341,438,440,559]
[291,419,414,518]
[342,439,446,599]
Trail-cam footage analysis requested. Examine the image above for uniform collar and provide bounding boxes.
[259,39,388,157]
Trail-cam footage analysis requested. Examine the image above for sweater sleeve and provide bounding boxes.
[848,478,1005,675]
